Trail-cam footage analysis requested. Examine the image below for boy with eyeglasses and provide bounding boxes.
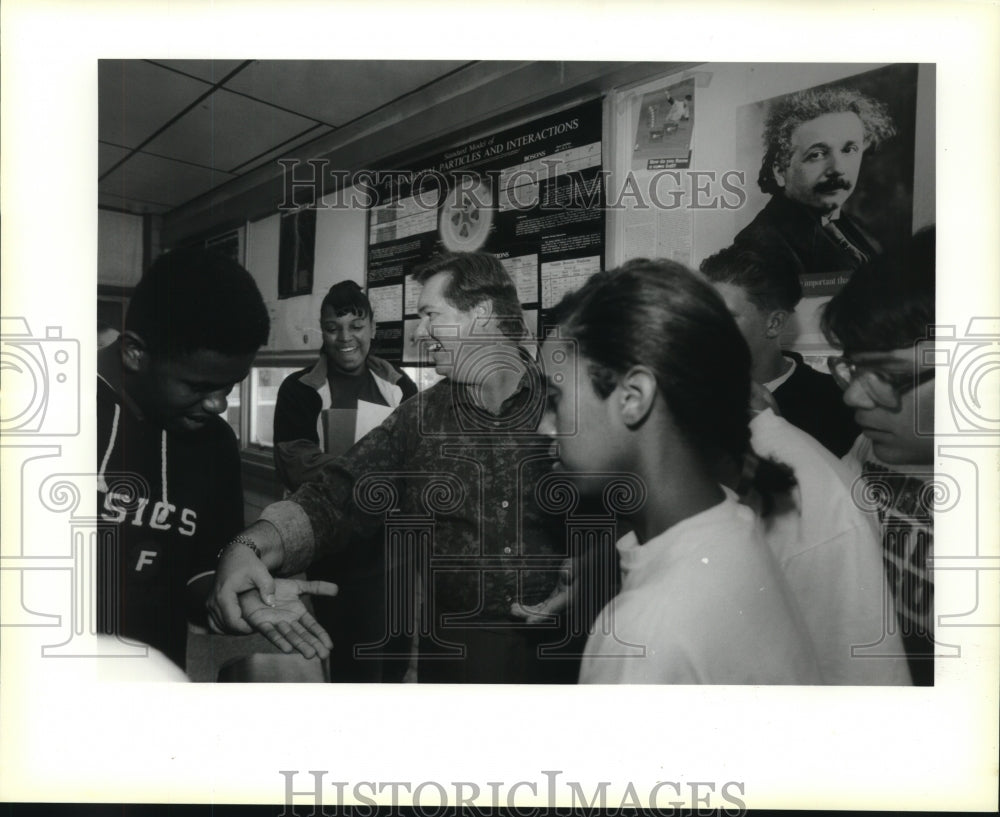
[821,228,936,684]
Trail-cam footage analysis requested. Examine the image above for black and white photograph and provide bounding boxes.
[1,1,998,814]
[94,58,936,687]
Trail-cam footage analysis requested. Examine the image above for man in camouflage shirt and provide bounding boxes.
[210,253,601,683]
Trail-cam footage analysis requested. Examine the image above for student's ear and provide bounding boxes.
[617,366,657,429]
[765,308,790,339]
[119,330,150,374]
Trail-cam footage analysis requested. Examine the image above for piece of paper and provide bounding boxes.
[319,402,393,455]
[354,399,394,440]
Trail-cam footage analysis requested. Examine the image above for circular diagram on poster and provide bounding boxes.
[439,179,494,252]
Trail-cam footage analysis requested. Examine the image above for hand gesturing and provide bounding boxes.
[238,578,338,659]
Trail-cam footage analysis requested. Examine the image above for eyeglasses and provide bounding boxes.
[827,355,935,410]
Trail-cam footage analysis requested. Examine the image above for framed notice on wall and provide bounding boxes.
[278,207,316,299]
[205,227,245,266]
[364,99,604,363]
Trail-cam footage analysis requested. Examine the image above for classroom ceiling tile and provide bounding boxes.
[98,59,476,215]
[233,125,337,176]
[98,190,172,215]
[99,150,238,211]
[99,143,132,176]
[223,60,469,126]
[99,60,213,149]
[149,59,249,84]
[141,87,320,172]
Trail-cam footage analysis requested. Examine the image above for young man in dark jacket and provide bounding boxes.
[97,247,272,671]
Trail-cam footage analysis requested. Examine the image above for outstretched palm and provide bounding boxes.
[238,578,338,659]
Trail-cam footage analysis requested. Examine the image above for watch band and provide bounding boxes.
[218,534,262,561]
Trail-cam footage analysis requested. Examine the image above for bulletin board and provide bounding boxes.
[364,99,604,363]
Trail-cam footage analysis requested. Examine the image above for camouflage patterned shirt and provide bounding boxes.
[264,363,573,622]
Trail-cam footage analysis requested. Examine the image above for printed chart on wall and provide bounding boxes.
[365,99,604,363]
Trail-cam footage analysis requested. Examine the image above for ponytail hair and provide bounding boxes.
[736,449,797,517]
[551,258,795,514]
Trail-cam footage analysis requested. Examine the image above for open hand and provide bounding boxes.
[238,578,339,660]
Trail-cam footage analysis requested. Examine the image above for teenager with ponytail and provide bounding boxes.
[539,258,821,684]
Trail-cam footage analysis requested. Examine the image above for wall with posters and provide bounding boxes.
[608,62,934,354]
[202,63,933,359]
[244,198,367,352]
[230,99,607,359]
[364,99,605,363]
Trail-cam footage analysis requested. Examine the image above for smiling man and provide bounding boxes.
[96,247,270,671]
[735,86,896,278]
[822,228,936,685]
[210,252,585,684]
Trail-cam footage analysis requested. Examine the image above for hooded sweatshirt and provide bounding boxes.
[96,358,243,669]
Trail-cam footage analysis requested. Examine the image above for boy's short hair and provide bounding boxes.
[125,246,270,358]
[700,244,802,313]
[822,227,935,354]
[321,280,373,320]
